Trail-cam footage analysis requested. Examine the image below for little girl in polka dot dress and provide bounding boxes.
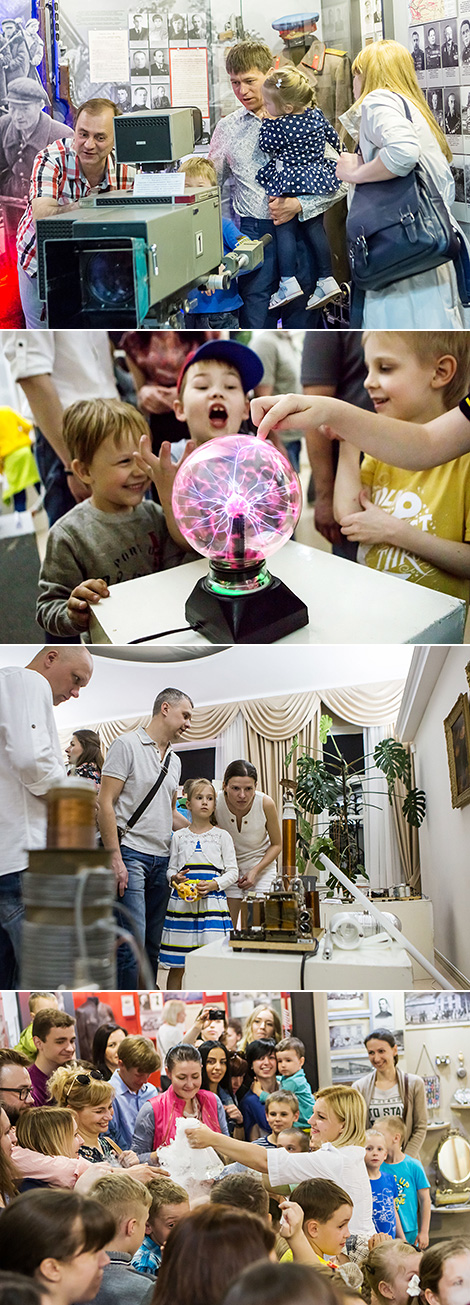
[256,63,343,313]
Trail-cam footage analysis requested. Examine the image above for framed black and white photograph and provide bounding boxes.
[331,1054,371,1083]
[168,12,188,42]
[405,992,470,1025]
[149,11,168,45]
[129,11,149,44]
[425,23,441,71]
[150,47,169,75]
[327,992,368,1012]
[131,48,150,78]
[329,1019,369,1053]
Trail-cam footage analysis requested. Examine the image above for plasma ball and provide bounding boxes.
[226,494,251,516]
[172,434,302,564]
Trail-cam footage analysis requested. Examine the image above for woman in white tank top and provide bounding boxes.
[215,760,282,927]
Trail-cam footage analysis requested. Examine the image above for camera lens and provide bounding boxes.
[85,250,134,306]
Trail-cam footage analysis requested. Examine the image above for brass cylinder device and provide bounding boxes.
[22,778,115,989]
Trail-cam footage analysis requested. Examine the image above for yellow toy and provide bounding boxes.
[175,880,199,901]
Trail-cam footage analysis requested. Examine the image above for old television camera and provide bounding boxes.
[36,108,269,326]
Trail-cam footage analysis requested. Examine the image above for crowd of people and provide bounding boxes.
[0,997,467,1305]
[2,30,470,328]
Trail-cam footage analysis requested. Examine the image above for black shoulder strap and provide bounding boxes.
[126,751,172,831]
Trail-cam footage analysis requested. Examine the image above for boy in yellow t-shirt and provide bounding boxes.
[333,332,470,606]
[279,1180,362,1287]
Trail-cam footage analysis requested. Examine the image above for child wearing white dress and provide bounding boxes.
[256,63,342,313]
[159,778,238,989]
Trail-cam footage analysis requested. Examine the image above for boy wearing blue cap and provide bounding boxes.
[135,339,264,471]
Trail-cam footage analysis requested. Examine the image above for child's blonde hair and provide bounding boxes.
[262,63,316,114]
[362,331,470,410]
[178,156,217,187]
[376,1115,406,1144]
[351,40,452,162]
[365,1127,387,1146]
[15,1106,76,1158]
[362,1240,419,1304]
[63,398,149,469]
[185,777,218,826]
[315,1085,367,1147]
[90,1171,152,1221]
[146,1175,189,1220]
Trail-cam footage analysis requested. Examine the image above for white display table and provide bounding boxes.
[320,897,434,984]
[183,935,414,989]
[88,541,465,646]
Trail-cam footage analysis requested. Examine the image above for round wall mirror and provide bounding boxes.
[437,1133,470,1186]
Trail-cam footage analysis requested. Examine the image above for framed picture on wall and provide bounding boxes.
[331,1054,371,1082]
[326,992,369,1012]
[329,1019,370,1053]
[444,693,470,809]
[405,992,470,1025]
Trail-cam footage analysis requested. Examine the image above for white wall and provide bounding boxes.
[413,648,470,981]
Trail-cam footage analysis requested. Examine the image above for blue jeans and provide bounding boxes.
[17,264,47,328]
[0,872,24,987]
[184,311,240,327]
[34,428,76,528]
[115,847,170,986]
[239,216,322,328]
[275,214,332,283]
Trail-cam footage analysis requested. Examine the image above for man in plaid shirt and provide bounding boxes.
[16,96,135,327]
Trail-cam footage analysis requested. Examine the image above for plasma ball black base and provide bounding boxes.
[185,575,309,644]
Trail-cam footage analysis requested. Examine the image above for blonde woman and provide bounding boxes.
[49,1066,150,1171]
[239,1005,282,1052]
[187,1084,375,1239]
[336,40,468,326]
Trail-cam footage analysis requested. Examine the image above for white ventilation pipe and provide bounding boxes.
[319,854,453,991]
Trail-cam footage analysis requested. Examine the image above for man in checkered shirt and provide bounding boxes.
[16,96,135,328]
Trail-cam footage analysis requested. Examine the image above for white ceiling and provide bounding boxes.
[2,644,413,730]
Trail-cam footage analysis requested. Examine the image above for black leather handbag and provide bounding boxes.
[346,96,470,306]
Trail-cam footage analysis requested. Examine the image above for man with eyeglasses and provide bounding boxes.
[30,1007,76,1105]
[0,1048,34,1125]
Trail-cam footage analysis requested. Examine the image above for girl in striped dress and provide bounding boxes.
[159,778,238,989]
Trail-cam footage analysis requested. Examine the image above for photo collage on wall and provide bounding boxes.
[409,0,470,217]
[128,7,210,135]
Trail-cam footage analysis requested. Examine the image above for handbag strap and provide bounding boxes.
[126,750,172,831]
[403,1073,409,1118]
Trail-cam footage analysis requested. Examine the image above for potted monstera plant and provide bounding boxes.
[285,715,426,888]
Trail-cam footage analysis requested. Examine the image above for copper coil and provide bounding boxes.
[46,781,98,850]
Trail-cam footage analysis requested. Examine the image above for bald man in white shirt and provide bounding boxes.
[0,645,93,984]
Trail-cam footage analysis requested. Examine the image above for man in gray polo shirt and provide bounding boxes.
[98,688,193,986]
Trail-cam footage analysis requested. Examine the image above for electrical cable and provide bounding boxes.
[129,625,196,644]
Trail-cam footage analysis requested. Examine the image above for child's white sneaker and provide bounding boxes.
[306,276,341,309]
[269,276,303,310]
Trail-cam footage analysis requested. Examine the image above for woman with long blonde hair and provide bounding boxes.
[336,39,468,326]
[186,1082,375,1239]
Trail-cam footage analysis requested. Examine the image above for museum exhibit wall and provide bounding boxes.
[412,650,470,982]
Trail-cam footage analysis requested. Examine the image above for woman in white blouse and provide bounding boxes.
[336,39,468,327]
[187,1083,376,1242]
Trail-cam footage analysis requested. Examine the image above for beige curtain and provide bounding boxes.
[390,744,421,891]
[321,680,405,726]
[241,692,321,812]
